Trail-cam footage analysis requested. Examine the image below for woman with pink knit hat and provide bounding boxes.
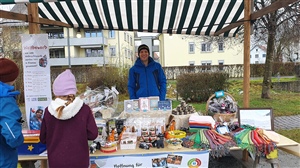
[0,58,24,168]
[40,69,98,168]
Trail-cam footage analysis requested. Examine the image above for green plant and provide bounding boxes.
[88,67,129,95]
[176,72,229,102]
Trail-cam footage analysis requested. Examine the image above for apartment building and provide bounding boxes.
[1,4,135,68]
[158,34,244,67]
[46,27,135,68]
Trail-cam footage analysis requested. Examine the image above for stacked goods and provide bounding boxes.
[172,100,196,115]
[206,92,238,122]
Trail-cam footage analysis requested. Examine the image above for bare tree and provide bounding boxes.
[0,25,27,104]
[1,25,25,59]
[252,0,300,99]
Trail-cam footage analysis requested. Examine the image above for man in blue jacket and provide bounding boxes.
[128,44,167,100]
[0,58,24,168]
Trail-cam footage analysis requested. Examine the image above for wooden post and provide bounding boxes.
[242,0,252,161]
[27,3,40,34]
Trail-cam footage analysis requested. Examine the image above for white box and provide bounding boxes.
[120,132,137,150]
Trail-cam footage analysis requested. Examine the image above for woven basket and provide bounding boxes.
[206,92,237,122]
[213,113,236,122]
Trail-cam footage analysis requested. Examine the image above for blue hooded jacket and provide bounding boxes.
[128,57,167,100]
[0,81,24,168]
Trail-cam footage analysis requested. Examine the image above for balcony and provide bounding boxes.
[48,37,108,48]
[49,57,106,66]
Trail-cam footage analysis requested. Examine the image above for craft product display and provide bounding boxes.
[165,130,186,139]
[82,93,280,164]
[170,101,199,131]
[79,86,119,119]
[206,91,238,122]
[166,138,183,149]
[232,125,280,156]
[172,100,196,115]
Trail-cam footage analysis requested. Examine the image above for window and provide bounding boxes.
[127,34,129,43]
[85,30,102,37]
[189,42,195,54]
[109,46,116,56]
[189,61,195,66]
[201,43,211,52]
[218,60,224,71]
[124,32,127,41]
[218,42,224,51]
[109,30,115,38]
[48,32,64,39]
[255,61,259,64]
[263,54,266,57]
[130,36,133,45]
[86,48,103,57]
[49,49,65,58]
[201,61,212,70]
[256,49,258,52]
[255,54,259,58]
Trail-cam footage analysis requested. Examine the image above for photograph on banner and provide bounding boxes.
[29,106,44,130]
[21,34,52,129]
[167,154,183,165]
[152,157,167,167]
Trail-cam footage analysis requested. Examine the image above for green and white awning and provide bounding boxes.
[1,0,244,36]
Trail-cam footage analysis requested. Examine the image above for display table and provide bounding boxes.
[18,134,299,168]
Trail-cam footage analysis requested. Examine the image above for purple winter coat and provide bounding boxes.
[40,97,98,168]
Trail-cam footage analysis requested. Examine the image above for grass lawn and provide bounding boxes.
[170,77,300,117]
[276,129,300,143]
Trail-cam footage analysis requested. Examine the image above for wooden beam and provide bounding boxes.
[0,10,27,21]
[214,0,298,36]
[242,0,251,162]
[28,3,40,34]
[0,10,71,28]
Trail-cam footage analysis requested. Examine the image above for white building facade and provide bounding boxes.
[250,45,267,64]
[158,34,244,67]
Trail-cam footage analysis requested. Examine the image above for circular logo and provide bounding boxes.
[187,158,201,168]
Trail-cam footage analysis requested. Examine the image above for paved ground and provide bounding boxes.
[274,115,300,130]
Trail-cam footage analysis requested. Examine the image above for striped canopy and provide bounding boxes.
[1,0,245,37]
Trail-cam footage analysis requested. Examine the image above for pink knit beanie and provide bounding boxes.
[53,69,77,96]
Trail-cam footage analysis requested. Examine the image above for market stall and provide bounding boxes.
[18,134,299,168]
[18,92,300,168]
